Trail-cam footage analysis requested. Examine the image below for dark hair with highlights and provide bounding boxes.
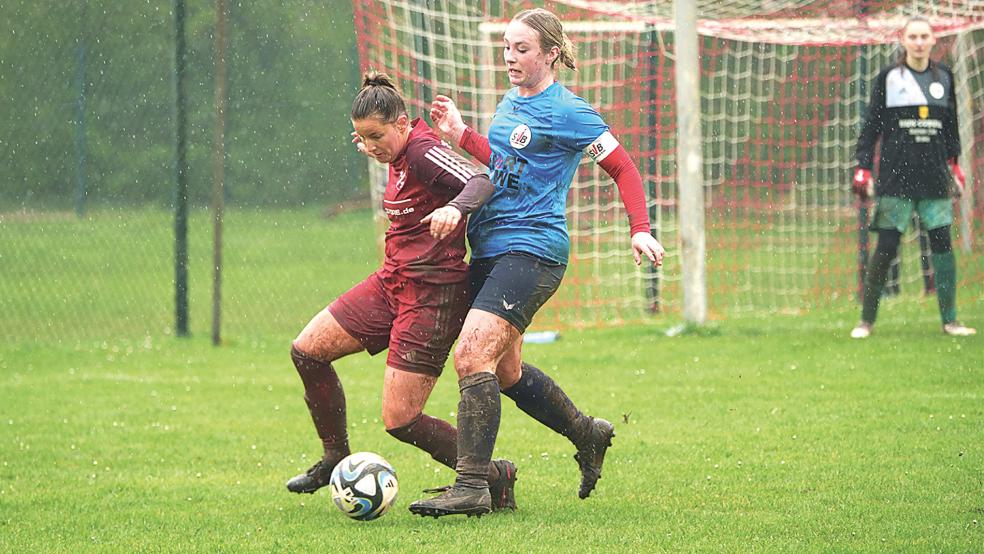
[351,70,406,123]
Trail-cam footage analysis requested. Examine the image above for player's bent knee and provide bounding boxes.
[385,414,422,442]
[452,340,484,377]
[290,338,321,362]
[496,371,521,391]
[290,341,319,365]
[381,397,423,430]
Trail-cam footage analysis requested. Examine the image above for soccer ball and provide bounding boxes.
[329,452,399,521]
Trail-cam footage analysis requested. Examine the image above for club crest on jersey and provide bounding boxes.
[929,82,944,99]
[509,124,532,149]
[918,106,929,119]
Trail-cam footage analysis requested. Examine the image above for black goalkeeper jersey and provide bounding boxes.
[855,61,960,199]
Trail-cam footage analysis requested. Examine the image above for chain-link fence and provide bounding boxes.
[1,1,373,344]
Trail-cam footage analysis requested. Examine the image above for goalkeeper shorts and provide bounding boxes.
[872,196,953,234]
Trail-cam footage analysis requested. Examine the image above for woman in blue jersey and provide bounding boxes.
[409,8,665,518]
[850,17,975,339]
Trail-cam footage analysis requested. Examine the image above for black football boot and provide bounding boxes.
[286,455,343,494]
[573,417,615,499]
[488,458,517,511]
[418,458,517,513]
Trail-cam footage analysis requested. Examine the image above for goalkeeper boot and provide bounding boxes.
[409,484,491,518]
[285,456,341,494]
[573,417,615,499]
[488,459,518,511]
[943,322,976,336]
[850,321,873,339]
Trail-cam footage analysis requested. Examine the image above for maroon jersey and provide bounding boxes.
[382,118,483,284]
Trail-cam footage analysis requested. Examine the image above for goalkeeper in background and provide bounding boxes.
[851,16,975,339]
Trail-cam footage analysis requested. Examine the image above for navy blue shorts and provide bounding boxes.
[468,252,566,333]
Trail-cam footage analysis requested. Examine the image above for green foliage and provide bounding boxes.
[0,0,366,210]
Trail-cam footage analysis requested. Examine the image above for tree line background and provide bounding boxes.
[1,1,367,211]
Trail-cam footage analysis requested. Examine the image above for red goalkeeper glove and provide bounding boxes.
[949,158,966,197]
[852,168,874,199]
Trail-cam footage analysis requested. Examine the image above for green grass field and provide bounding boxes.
[2,208,982,551]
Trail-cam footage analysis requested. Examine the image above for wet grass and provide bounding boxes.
[1,208,982,551]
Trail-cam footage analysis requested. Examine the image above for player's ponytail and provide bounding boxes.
[514,8,577,71]
[558,35,577,71]
[351,70,407,123]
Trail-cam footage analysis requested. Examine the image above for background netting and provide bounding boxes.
[0,2,367,343]
[353,0,984,327]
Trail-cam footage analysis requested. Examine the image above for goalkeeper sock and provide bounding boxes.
[861,233,899,324]
[502,362,592,447]
[932,252,957,324]
[291,345,350,461]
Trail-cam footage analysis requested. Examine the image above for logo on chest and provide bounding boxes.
[929,82,945,100]
[509,124,532,149]
[394,170,407,191]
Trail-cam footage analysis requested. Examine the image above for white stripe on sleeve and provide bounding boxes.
[424,146,477,183]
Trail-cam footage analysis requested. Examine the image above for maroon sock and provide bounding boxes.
[387,414,457,468]
[291,345,349,461]
[387,414,500,482]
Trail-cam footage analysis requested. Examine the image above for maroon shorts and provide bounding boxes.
[328,270,470,376]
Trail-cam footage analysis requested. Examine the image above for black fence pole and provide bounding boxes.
[211,0,227,346]
[173,0,190,337]
[74,3,87,218]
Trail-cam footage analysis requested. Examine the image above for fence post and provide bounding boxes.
[173,0,190,337]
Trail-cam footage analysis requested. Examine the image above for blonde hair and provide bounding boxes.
[513,8,576,71]
[351,70,406,123]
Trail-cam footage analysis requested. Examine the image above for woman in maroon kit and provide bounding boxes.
[284,71,516,511]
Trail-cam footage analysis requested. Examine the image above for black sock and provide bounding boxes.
[502,362,591,447]
[454,372,500,489]
[861,231,900,324]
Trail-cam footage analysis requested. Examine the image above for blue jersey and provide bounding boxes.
[467,81,609,264]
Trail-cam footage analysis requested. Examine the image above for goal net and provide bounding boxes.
[352,1,984,328]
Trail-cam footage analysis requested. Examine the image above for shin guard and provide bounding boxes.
[454,372,500,489]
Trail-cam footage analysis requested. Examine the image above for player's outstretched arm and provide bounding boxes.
[590,135,663,267]
[431,95,492,166]
[430,95,467,145]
